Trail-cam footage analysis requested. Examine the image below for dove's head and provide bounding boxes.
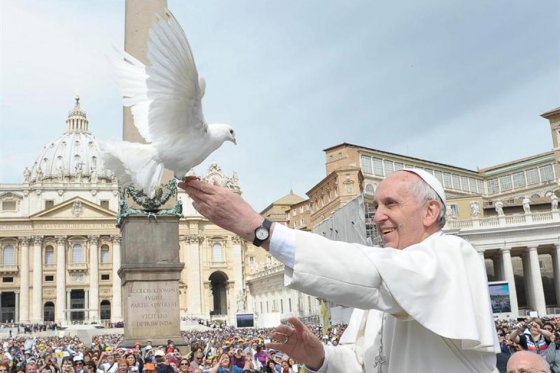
[212,124,237,145]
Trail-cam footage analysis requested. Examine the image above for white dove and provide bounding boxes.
[101,9,236,196]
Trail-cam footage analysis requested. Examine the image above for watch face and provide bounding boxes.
[255,227,269,240]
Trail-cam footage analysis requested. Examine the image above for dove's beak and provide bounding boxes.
[232,138,237,145]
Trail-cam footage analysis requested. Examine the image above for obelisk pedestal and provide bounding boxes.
[118,215,184,347]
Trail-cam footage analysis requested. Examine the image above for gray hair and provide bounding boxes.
[408,177,446,228]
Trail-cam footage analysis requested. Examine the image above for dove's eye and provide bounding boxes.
[229,129,234,135]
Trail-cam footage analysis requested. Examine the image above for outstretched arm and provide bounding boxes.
[178,178,273,248]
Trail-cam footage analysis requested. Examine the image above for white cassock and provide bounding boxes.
[269,225,500,373]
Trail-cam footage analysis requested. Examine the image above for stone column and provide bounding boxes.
[493,255,504,281]
[31,236,43,323]
[477,250,487,277]
[18,237,30,323]
[66,291,71,322]
[14,291,19,322]
[111,236,122,322]
[522,252,534,311]
[551,245,560,308]
[186,235,203,316]
[55,236,66,324]
[501,248,519,316]
[527,246,547,316]
[89,236,99,322]
[231,237,244,313]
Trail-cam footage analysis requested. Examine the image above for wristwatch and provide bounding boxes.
[253,218,272,247]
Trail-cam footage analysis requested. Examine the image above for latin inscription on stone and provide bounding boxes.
[125,281,180,332]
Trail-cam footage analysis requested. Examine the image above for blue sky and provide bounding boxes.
[1,0,559,211]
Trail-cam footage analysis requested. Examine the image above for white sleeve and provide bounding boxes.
[269,223,296,268]
[303,346,363,373]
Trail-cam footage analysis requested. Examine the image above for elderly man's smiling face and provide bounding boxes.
[373,171,440,249]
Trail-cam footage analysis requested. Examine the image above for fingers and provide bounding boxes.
[286,317,305,333]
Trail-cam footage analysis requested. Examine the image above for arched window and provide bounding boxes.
[365,184,375,196]
[100,245,110,264]
[212,243,223,262]
[3,245,15,266]
[44,302,55,322]
[72,243,85,263]
[44,246,54,266]
[100,300,111,320]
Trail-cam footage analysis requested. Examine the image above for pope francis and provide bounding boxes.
[180,168,500,373]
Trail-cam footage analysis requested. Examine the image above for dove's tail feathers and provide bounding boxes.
[99,140,163,197]
[109,47,152,144]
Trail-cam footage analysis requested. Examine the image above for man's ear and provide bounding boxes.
[423,200,441,227]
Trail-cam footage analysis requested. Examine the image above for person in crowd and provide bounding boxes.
[100,353,117,373]
[141,364,155,373]
[177,359,189,373]
[189,352,204,372]
[253,345,266,371]
[511,319,552,356]
[73,356,85,373]
[264,360,278,373]
[153,351,172,373]
[116,359,128,373]
[545,332,560,373]
[125,353,141,373]
[60,358,75,373]
[508,350,551,373]
[230,350,244,370]
[84,362,96,373]
[179,169,499,372]
[209,353,249,373]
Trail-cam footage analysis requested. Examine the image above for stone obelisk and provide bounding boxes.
[119,0,184,348]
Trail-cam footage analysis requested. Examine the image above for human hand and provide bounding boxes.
[267,317,325,371]
[178,178,263,243]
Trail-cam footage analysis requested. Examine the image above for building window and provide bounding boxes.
[513,172,526,189]
[499,175,513,192]
[540,165,554,182]
[289,298,292,312]
[100,245,110,264]
[360,155,372,175]
[488,179,499,194]
[273,300,277,312]
[101,274,110,281]
[394,162,404,171]
[100,200,110,209]
[443,173,452,188]
[45,246,54,266]
[3,245,15,265]
[2,277,13,283]
[45,275,54,282]
[2,201,16,211]
[72,243,85,263]
[365,184,375,196]
[383,160,394,175]
[477,179,484,194]
[372,158,384,176]
[212,243,223,262]
[45,200,54,209]
[434,171,443,185]
[460,176,469,192]
[249,256,254,265]
[468,178,477,193]
[452,174,461,190]
[526,168,539,185]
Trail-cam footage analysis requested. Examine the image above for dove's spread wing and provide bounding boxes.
[145,11,207,152]
[112,48,152,143]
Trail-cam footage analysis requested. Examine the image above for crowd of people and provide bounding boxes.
[496,317,560,373]
[0,322,348,373]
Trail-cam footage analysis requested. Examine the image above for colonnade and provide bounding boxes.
[13,235,122,324]
[481,244,560,316]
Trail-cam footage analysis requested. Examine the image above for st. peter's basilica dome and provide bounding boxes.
[24,97,112,184]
